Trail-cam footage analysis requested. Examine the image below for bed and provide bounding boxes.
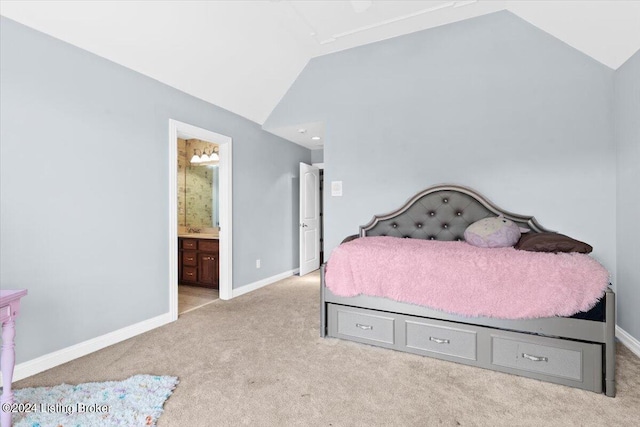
[320,184,616,397]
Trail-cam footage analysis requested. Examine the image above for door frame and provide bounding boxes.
[168,119,233,321]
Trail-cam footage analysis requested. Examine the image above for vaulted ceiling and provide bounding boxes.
[2,1,639,136]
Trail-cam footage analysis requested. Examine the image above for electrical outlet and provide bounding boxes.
[256,259,261,269]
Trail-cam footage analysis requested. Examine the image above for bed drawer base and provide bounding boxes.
[327,303,603,394]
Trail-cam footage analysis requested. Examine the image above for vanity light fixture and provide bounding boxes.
[190,149,201,164]
[190,147,219,165]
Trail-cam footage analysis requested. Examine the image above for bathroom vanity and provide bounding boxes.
[178,236,219,288]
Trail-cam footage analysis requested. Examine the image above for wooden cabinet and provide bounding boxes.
[198,253,218,286]
[179,238,219,288]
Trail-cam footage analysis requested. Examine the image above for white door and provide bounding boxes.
[299,162,320,276]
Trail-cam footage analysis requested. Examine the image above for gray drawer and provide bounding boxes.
[405,320,477,360]
[329,305,395,345]
[492,336,583,381]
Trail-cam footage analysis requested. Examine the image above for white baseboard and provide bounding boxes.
[2,312,173,383]
[4,268,299,383]
[616,325,640,358]
[232,268,300,298]
[6,297,635,384]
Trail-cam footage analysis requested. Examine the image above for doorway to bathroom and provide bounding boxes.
[168,119,233,321]
[177,138,220,314]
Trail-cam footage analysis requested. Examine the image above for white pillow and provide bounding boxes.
[464,216,522,248]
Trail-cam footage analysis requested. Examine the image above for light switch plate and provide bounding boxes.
[331,181,343,197]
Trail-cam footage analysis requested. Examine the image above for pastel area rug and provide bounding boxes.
[12,374,178,427]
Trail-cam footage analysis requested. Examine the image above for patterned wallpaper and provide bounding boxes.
[177,138,218,228]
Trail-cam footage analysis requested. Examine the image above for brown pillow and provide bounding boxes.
[341,234,360,244]
[515,232,592,253]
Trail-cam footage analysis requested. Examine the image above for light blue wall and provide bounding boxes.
[311,149,324,164]
[615,49,640,342]
[266,11,616,285]
[0,17,310,363]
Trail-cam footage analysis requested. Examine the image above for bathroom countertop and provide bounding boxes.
[178,234,219,240]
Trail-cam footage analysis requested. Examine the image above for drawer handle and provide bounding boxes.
[429,336,450,344]
[187,272,194,276]
[355,323,373,330]
[522,353,548,362]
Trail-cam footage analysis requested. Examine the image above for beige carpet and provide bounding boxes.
[16,272,640,426]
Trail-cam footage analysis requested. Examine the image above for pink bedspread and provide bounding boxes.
[325,236,609,319]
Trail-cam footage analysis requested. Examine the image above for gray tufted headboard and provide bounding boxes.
[359,184,553,241]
